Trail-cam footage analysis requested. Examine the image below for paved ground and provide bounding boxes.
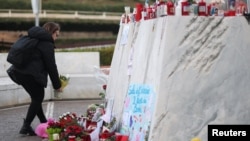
[0,99,102,141]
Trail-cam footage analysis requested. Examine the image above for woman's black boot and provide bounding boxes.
[19,119,36,136]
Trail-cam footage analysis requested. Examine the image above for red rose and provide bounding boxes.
[102,85,107,90]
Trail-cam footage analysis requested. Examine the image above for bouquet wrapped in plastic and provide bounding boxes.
[54,74,70,99]
[60,74,70,89]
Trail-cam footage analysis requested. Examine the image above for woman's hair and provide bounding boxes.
[42,22,60,34]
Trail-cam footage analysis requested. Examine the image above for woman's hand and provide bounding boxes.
[55,87,63,92]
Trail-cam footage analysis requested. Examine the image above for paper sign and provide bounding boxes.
[120,84,156,141]
[101,109,112,123]
[120,25,130,45]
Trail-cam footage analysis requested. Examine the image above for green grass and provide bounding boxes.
[55,37,117,48]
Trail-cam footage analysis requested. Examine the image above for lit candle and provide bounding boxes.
[68,135,76,141]
[52,133,60,141]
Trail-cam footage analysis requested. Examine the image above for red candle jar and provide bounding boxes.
[207,4,211,16]
[68,135,76,141]
[146,7,154,19]
[167,0,175,15]
[198,0,206,16]
[135,3,143,21]
[115,135,129,141]
[228,10,236,16]
[181,1,189,15]
[236,1,247,15]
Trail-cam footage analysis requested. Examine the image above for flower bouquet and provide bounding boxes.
[99,117,117,141]
[60,74,70,90]
[46,120,63,141]
[58,112,90,140]
[99,84,108,108]
[59,112,78,126]
[54,74,70,98]
[86,104,99,120]
[63,125,87,141]
[102,117,117,133]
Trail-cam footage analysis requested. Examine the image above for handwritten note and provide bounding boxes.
[120,84,155,141]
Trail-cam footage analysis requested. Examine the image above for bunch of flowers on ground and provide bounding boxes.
[40,81,125,141]
[46,119,63,141]
[44,112,90,141]
[59,112,89,140]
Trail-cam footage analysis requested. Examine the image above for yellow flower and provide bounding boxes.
[60,74,70,89]
[191,137,201,141]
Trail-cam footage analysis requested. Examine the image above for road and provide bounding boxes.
[0,99,103,141]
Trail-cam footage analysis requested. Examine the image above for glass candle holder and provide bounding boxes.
[68,135,76,141]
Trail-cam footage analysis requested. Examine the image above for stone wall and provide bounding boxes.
[106,16,250,141]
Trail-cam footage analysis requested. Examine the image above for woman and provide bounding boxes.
[14,22,63,136]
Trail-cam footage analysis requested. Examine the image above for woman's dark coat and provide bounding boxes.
[13,26,61,89]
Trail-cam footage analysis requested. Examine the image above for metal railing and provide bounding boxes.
[0,9,123,20]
